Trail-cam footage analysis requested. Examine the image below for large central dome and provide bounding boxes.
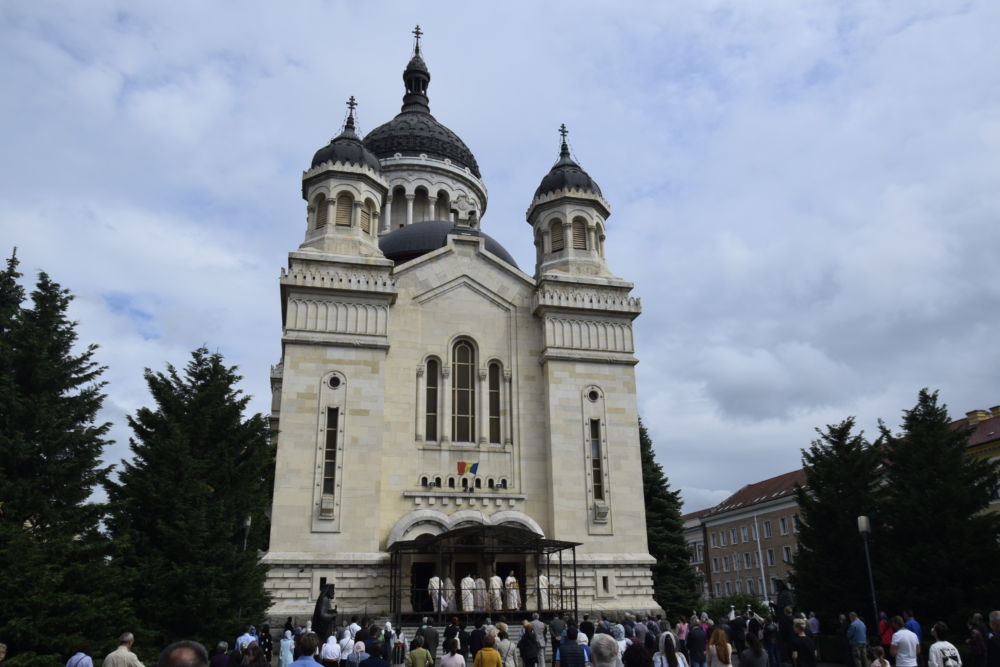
[363,41,481,178]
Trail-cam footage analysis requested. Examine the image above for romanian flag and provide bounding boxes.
[457,461,479,475]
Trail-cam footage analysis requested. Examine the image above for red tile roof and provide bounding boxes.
[705,468,806,517]
[953,413,1000,449]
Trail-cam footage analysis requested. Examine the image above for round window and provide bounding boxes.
[588,389,600,402]
[329,376,342,389]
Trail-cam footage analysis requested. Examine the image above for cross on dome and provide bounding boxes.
[413,25,423,53]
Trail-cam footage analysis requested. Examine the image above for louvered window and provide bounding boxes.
[550,220,565,251]
[360,201,372,234]
[314,195,328,228]
[335,194,353,226]
[572,219,587,249]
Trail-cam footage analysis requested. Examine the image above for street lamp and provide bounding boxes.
[857,515,879,633]
[242,515,253,552]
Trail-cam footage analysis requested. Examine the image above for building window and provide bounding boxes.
[783,546,793,563]
[710,533,718,548]
[452,341,476,442]
[733,555,740,571]
[314,194,328,228]
[752,551,759,567]
[474,478,482,489]
[714,582,721,597]
[360,199,375,234]
[763,520,773,538]
[741,526,749,543]
[780,517,789,535]
[766,549,775,566]
[712,557,719,573]
[793,514,801,533]
[448,477,455,489]
[730,528,738,544]
[735,580,742,593]
[746,578,755,594]
[488,363,501,444]
[322,408,339,495]
[335,193,353,226]
[696,543,703,560]
[572,218,588,249]
[724,581,732,595]
[751,524,757,540]
[771,578,780,594]
[590,419,604,501]
[550,219,565,251]
[722,555,730,572]
[488,478,495,489]
[720,531,727,547]
[425,358,440,441]
[744,552,751,569]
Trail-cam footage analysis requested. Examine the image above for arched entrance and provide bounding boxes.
[387,524,581,625]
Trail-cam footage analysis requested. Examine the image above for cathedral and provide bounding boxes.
[264,29,657,619]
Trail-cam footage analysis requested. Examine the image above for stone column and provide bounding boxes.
[326,198,336,228]
[478,367,488,444]
[383,195,393,233]
[441,366,451,442]
[415,365,425,441]
[588,224,597,252]
[352,201,361,229]
[406,194,415,226]
[428,196,437,220]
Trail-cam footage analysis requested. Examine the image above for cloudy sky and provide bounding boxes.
[3,1,999,512]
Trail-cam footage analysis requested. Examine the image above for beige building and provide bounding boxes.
[263,31,656,619]
[683,469,805,603]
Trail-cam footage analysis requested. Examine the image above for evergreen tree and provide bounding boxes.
[0,253,132,665]
[876,389,1000,623]
[790,418,881,628]
[106,348,274,649]
[639,418,700,613]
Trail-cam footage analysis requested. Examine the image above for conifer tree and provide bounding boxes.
[639,418,700,613]
[876,389,1000,622]
[106,348,274,648]
[0,252,132,664]
[790,418,881,626]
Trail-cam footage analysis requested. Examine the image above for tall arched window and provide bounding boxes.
[452,341,476,442]
[425,358,440,441]
[488,362,501,444]
[335,193,353,226]
[360,199,375,234]
[550,219,565,251]
[391,186,407,228]
[572,218,588,250]
[413,188,429,223]
[314,194,328,228]
[435,190,450,219]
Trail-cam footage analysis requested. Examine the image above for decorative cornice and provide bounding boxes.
[281,266,397,296]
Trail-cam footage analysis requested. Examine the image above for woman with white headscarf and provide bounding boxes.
[346,642,369,667]
[340,629,355,660]
[321,635,342,667]
[278,631,294,667]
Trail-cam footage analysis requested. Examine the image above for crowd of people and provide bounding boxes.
[3,608,998,667]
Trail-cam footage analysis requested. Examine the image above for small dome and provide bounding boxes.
[534,129,602,199]
[379,220,518,268]
[311,100,381,172]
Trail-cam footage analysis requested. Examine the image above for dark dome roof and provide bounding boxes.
[534,139,602,199]
[379,220,518,268]
[365,112,481,178]
[311,112,381,172]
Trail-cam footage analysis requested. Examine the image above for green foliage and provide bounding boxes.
[875,389,1000,623]
[105,348,275,649]
[790,418,882,629]
[0,252,133,662]
[703,593,769,622]
[639,418,701,614]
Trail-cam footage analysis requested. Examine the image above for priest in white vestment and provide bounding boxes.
[504,571,520,610]
[443,576,457,612]
[474,575,488,611]
[538,573,549,609]
[460,574,476,612]
[488,574,504,611]
[428,575,442,612]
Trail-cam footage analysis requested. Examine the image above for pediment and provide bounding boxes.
[414,274,516,312]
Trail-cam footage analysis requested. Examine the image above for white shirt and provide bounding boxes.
[928,641,961,667]
[321,641,342,661]
[892,628,920,667]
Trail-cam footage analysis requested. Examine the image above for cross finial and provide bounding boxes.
[347,96,357,113]
[413,24,423,53]
[559,123,568,140]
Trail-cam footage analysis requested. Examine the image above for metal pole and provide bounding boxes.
[572,547,578,620]
[753,514,769,606]
[858,516,879,635]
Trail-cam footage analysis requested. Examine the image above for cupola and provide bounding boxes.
[527,125,612,277]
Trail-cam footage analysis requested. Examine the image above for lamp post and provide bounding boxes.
[242,515,252,552]
[857,515,879,633]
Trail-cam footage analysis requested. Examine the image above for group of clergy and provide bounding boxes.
[426,571,526,612]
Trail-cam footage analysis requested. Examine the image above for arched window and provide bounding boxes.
[499,478,507,489]
[335,193,353,226]
[448,477,455,489]
[488,362,501,444]
[452,340,476,442]
[391,186,407,228]
[425,358,440,441]
[413,188,429,223]
[420,476,429,487]
[360,199,375,234]
[474,478,482,489]
[314,194,328,229]
[488,479,495,489]
[461,477,469,490]
[435,190,450,219]
[550,219,565,251]
[572,218,588,250]
[434,476,442,488]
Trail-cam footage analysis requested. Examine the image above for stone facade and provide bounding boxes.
[264,33,656,620]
